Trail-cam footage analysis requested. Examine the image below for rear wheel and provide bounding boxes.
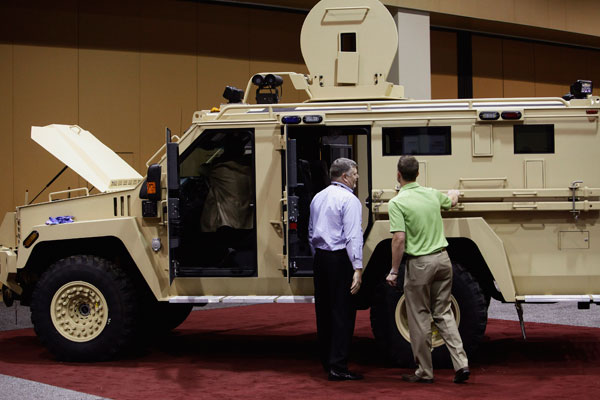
[31,255,139,361]
[370,262,487,367]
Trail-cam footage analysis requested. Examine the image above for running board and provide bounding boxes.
[520,295,599,303]
[169,295,315,304]
[511,295,600,341]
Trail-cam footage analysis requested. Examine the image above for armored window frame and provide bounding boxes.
[513,124,555,154]
[382,126,452,156]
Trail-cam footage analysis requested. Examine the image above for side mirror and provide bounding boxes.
[139,164,162,201]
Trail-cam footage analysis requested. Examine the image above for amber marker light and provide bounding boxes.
[23,231,39,248]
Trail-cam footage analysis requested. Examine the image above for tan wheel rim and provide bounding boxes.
[50,281,109,342]
[394,294,461,349]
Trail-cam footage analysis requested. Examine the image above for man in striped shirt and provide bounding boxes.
[309,157,364,381]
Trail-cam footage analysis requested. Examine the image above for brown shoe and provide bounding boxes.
[453,367,470,384]
[402,374,433,384]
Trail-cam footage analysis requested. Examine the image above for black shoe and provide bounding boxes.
[328,369,364,381]
[453,367,470,384]
[401,374,434,384]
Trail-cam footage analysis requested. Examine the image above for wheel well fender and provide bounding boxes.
[20,236,156,306]
[446,237,504,301]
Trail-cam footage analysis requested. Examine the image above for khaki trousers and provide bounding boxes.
[403,250,468,379]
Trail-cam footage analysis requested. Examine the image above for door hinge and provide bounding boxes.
[274,135,286,150]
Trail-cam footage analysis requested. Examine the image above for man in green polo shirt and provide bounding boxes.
[386,155,470,384]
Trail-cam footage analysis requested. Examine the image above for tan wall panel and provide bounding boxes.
[430,30,457,99]
[140,53,198,166]
[0,45,14,213]
[586,50,600,96]
[78,1,141,51]
[197,5,250,109]
[139,0,198,167]
[141,0,197,55]
[502,39,535,97]
[12,0,78,47]
[384,0,600,39]
[78,1,142,172]
[565,0,600,37]
[248,9,305,64]
[534,43,588,97]
[248,8,307,104]
[472,35,503,98]
[79,49,141,172]
[198,56,250,110]
[12,46,80,207]
[516,0,567,33]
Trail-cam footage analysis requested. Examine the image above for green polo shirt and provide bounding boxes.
[388,182,451,256]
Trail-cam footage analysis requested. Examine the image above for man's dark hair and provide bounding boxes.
[397,156,419,181]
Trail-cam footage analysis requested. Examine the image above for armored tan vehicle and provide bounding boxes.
[1,0,598,365]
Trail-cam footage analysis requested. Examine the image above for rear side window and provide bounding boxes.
[514,124,555,154]
[383,126,451,156]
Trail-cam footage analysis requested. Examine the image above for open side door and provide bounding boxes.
[166,128,181,284]
[284,132,309,279]
[282,124,372,281]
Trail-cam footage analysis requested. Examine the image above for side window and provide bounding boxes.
[514,124,555,154]
[382,126,451,156]
[175,128,256,276]
[180,130,252,178]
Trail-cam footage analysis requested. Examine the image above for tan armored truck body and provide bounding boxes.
[1,0,599,363]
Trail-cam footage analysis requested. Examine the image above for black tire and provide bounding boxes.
[370,262,488,367]
[30,255,139,362]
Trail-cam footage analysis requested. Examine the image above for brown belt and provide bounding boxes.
[407,248,445,259]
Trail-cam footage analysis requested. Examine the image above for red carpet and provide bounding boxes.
[0,304,599,399]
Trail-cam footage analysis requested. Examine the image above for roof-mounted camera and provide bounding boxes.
[563,80,593,100]
[252,74,283,104]
[222,86,244,104]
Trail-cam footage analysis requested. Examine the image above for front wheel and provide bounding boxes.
[30,255,139,361]
[370,262,488,367]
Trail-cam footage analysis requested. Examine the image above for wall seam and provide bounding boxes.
[138,0,142,173]
[11,0,15,209]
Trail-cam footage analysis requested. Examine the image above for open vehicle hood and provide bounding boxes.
[31,124,143,193]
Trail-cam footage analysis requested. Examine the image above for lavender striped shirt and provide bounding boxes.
[308,182,363,270]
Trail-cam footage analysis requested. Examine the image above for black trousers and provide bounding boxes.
[313,248,356,372]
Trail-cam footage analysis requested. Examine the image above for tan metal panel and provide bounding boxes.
[559,231,590,250]
[472,125,493,157]
[524,159,545,189]
[416,160,427,186]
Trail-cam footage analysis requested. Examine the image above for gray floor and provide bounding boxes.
[0,299,598,400]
